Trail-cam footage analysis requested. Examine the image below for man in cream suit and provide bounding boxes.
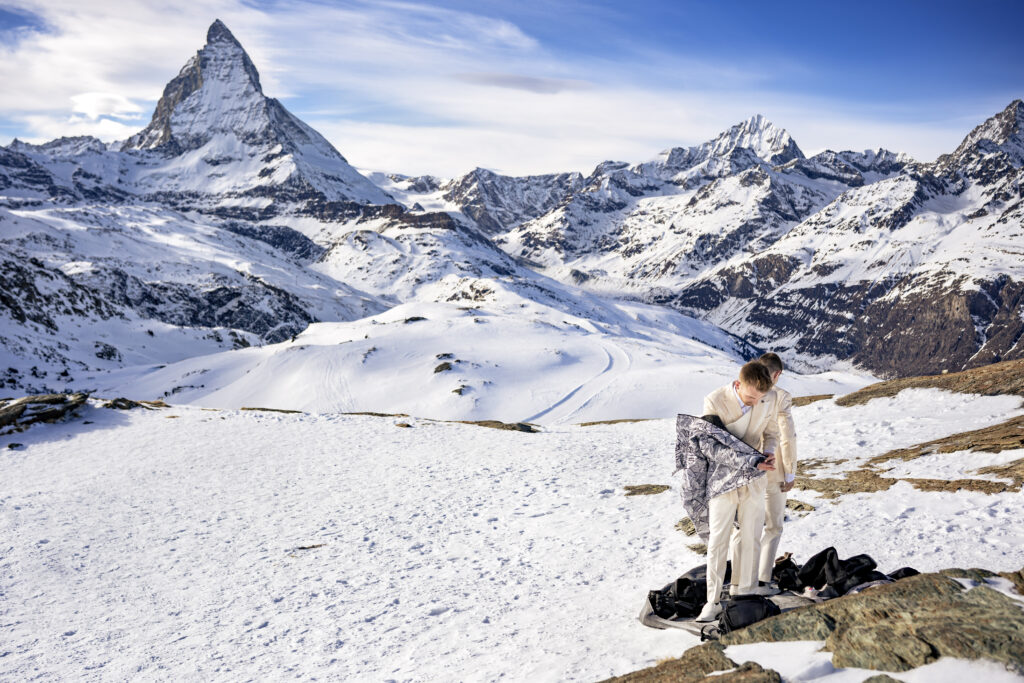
[696,361,779,621]
[753,352,797,587]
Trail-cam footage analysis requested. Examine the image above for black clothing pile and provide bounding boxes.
[772,547,920,599]
[643,547,920,636]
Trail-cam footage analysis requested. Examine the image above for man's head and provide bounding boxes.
[758,352,784,386]
[735,360,773,406]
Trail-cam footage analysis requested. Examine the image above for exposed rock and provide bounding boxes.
[239,406,303,414]
[441,167,583,234]
[688,543,709,556]
[719,571,1024,674]
[791,394,833,407]
[0,392,88,433]
[601,641,782,682]
[624,484,670,496]
[102,397,144,410]
[785,499,815,512]
[869,414,1024,466]
[676,517,697,536]
[454,420,539,433]
[219,221,325,263]
[837,358,1024,406]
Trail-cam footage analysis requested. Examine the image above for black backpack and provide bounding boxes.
[718,594,781,634]
[648,562,732,620]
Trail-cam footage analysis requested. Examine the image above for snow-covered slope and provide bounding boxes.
[0,203,386,391]
[91,298,865,424]
[3,387,1023,680]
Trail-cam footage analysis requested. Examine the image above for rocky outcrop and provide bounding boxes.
[617,570,1024,681]
[0,393,89,433]
[720,572,1024,674]
[603,641,781,682]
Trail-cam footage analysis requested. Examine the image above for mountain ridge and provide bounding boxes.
[2,19,1022,393]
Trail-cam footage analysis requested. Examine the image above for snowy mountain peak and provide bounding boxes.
[116,20,393,205]
[947,99,1024,168]
[712,114,804,165]
[206,18,242,49]
[656,114,803,174]
[123,20,265,153]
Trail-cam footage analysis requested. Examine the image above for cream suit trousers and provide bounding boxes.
[706,477,766,604]
[758,482,787,582]
[729,480,788,584]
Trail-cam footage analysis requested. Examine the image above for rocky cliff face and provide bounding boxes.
[650,101,1024,376]
[440,168,583,235]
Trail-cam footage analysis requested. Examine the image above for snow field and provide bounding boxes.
[92,300,870,425]
[3,387,1024,681]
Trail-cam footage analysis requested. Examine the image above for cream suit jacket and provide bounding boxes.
[765,387,797,483]
[702,383,780,457]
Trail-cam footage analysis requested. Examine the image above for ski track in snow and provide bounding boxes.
[3,388,1024,681]
[522,339,632,425]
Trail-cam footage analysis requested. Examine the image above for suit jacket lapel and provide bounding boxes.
[744,397,768,442]
[717,388,743,426]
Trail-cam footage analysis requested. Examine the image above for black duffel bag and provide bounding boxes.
[649,562,732,619]
[718,594,781,634]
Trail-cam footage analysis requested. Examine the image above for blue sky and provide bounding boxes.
[1,0,1021,175]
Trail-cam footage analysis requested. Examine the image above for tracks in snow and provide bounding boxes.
[522,340,632,426]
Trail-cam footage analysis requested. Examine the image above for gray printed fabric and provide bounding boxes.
[675,414,768,542]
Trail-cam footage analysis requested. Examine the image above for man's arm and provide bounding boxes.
[777,391,797,491]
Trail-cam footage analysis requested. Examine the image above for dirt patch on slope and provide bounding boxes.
[603,642,781,682]
[578,418,657,427]
[869,414,1024,466]
[796,469,1017,499]
[791,394,834,407]
[836,358,1024,407]
[624,484,671,496]
[797,415,1024,500]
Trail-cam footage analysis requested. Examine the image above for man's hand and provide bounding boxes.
[757,453,776,471]
[781,480,795,493]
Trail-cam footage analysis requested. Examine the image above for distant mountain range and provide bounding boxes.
[2,19,1021,397]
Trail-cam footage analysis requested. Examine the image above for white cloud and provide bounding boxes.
[70,92,145,120]
[0,0,996,176]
